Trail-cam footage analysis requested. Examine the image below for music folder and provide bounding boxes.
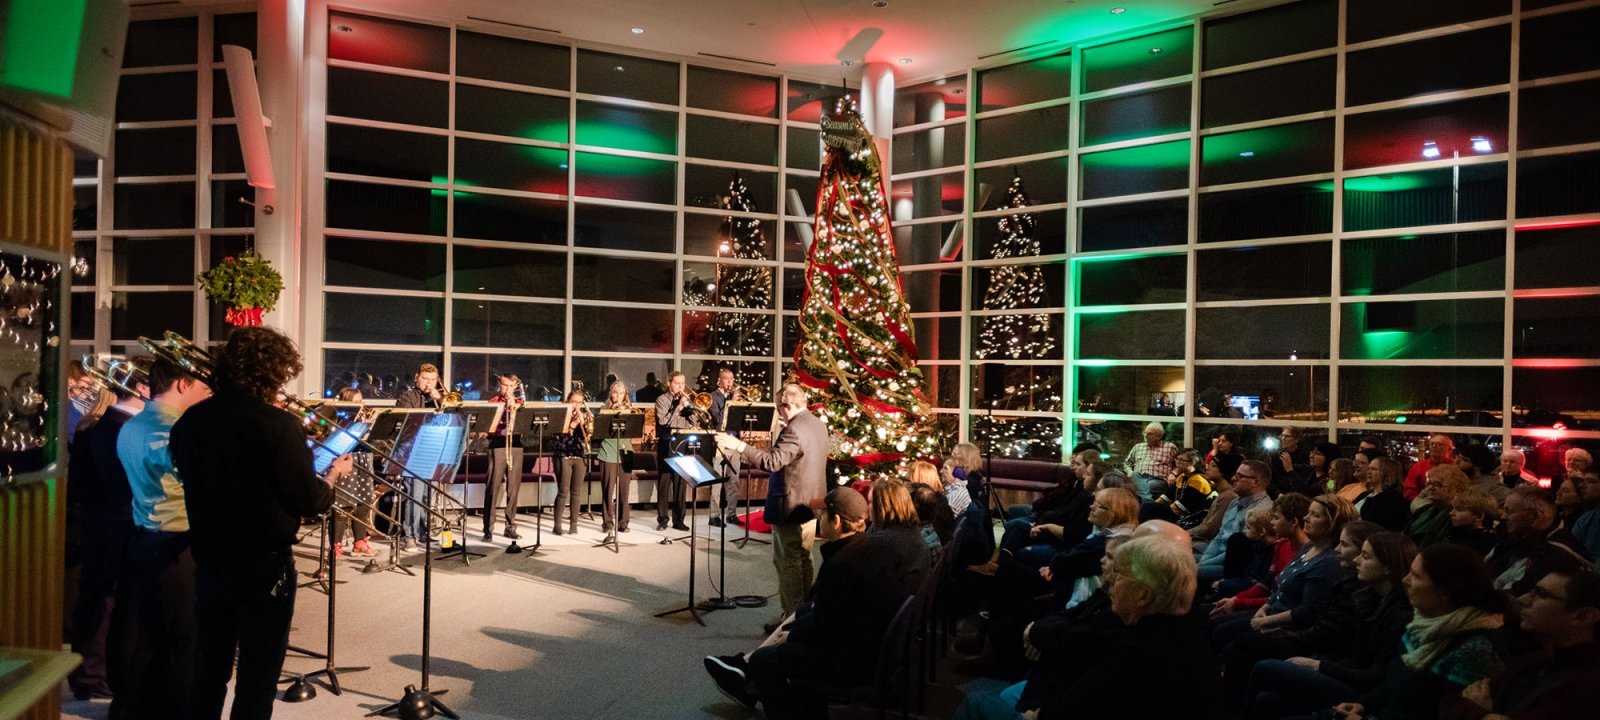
[664,454,726,488]
[445,401,503,434]
[722,401,775,434]
[594,410,644,440]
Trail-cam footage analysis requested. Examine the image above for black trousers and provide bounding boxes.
[191,550,298,720]
[68,503,133,693]
[656,439,686,524]
[111,528,195,720]
[601,460,630,530]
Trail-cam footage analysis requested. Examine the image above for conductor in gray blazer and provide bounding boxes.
[716,382,828,620]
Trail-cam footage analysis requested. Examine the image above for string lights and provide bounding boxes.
[693,173,774,389]
[0,254,64,473]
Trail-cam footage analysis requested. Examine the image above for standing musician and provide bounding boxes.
[169,326,347,720]
[394,362,442,549]
[707,367,743,528]
[598,381,635,533]
[483,374,526,541]
[655,370,700,531]
[552,388,592,535]
[330,387,378,558]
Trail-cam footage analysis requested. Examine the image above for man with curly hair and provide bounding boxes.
[171,326,342,719]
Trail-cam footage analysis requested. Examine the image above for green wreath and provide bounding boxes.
[198,250,283,313]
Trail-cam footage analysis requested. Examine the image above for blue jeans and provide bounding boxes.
[953,681,1026,720]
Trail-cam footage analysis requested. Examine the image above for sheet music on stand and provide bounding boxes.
[390,413,468,483]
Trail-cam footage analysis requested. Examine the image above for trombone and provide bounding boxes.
[137,331,461,526]
[80,354,151,401]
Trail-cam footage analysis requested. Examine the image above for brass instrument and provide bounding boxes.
[732,384,763,402]
[689,391,714,427]
[80,354,151,400]
[440,385,464,407]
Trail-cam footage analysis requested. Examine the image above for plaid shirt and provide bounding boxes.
[1125,440,1179,479]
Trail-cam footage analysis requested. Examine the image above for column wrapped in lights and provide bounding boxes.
[793,97,939,480]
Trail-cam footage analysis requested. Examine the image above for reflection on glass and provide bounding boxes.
[1200,119,1334,187]
[1513,367,1600,430]
[973,415,1064,460]
[456,84,569,142]
[1076,310,1184,360]
[973,158,1068,211]
[975,106,1070,162]
[451,354,564,401]
[327,12,449,73]
[1521,7,1600,79]
[1080,140,1189,200]
[1202,57,1336,128]
[115,128,196,177]
[452,191,562,244]
[574,203,674,254]
[1346,27,1510,106]
[1197,305,1330,360]
[1338,366,1504,425]
[913,317,961,361]
[1082,85,1189,146]
[327,125,447,181]
[971,262,1064,308]
[787,127,821,171]
[573,152,675,204]
[897,221,962,265]
[453,244,565,297]
[1199,182,1332,242]
[1076,365,1184,415]
[323,349,441,400]
[687,66,778,117]
[1513,435,1600,481]
[684,213,776,261]
[72,292,95,341]
[1076,419,1185,468]
[683,311,775,356]
[0,253,64,472]
[576,102,677,154]
[1194,366,1327,422]
[892,126,965,174]
[114,183,198,231]
[1518,79,1600,150]
[451,300,564,348]
[324,293,443,345]
[976,208,1066,258]
[1515,224,1600,290]
[326,68,447,127]
[1197,242,1331,301]
[889,172,963,219]
[1342,231,1504,296]
[1077,253,1186,306]
[1202,0,1337,70]
[685,166,776,211]
[1344,95,1507,171]
[1082,27,1193,94]
[209,180,254,228]
[111,291,193,341]
[787,82,849,124]
[893,77,967,127]
[112,237,194,286]
[457,31,569,89]
[1341,299,1505,360]
[1518,151,1600,219]
[1343,164,1507,232]
[902,268,963,313]
[1515,297,1600,358]
[577,50,678,104]
[572,305,673,352]
[325,237,444,291]
[454,139,567,194]
[572,255,675,304]
[969,312,1063,361]
[572,357,670,401]
[686,115,778,165]
[1346,0,1510,44]
[977,52,1071,110]
[1079,197,1188,252]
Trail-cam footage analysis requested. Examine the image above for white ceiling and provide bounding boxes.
[160,0,1238,82]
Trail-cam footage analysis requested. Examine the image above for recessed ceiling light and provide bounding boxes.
[841,59,855,66]
[951,88,965,95]
[614,65,625,71]
[872,0,889,7]
[1110,7,1126,14]
[630,27,645,34]
[1149,47,1162,54]
[898,58,912,64]
[334,25,353,33]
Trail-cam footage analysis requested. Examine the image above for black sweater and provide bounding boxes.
[1038,613,1222,720]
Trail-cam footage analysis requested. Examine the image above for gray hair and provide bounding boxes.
[1113,535,1197,616]
[1143,422,1165,436]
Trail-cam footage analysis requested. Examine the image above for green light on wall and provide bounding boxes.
[1344,175,1429,193]
[1361,329,1412,359]
[575,115,675,155]
[0,0,87,98]
[520,120,570,145]
[1081,139,1190,171]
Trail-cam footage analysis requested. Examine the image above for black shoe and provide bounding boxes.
[704,655,758,710]
[480,532,493,543]
[71,682,113,700]
[708,516,725,528]
[619,526,630,533]
[672,522,691,531]
[657,520,669,531]
[504,528,520,540]
[728,514,742,526]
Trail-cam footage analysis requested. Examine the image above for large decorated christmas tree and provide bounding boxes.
[976,175,1057,361]
[793,96,940,479]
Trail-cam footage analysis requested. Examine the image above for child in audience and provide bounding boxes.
[1446,491,1499,556]
[1215,506,1278,598]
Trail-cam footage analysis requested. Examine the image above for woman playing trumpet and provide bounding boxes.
[552,388,593,535]
[597,382,635,533]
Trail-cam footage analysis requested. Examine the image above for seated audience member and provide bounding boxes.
[1496,448,1538,490]
[1242,531,1418,720]
[1487,486,1590,596]
[1551,448,1593,494]
[1357,456,1411,532]
[1047,487,1139,607]
[1306,442,1342,496]
[1446,491,1500,557]
[1268,426,1312,497]
[1309,543,1508,720]
[1568,471,1600,566]
[943,442,985,515]
[1454,443,1506,502]
[1441,569,1600,720]
[1329,457,1360,503]
[1190,461,1238,546]
[1143,449,1215,523]
[1554,476,1585,528]
[1407,464,1472,549]
[1211,494,1313,618]
[1215,506,1280,598]
[899,481,946,565]
[1404,433,1457,502]
[907,459,942,493]
[998,451,1093,564]
[1347,448,1386,503]
[1206,430,1245,481]
[1197,460,1274,585]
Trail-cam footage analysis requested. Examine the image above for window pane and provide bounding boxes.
[74,186,96,231]
[897,220,964,264]
[326,123,447,181]
[1346,0,1510,43]
[684,311,775,355]
[1519,79,1600,150]
[1202,0,1337,70]
[1077,254,1186,306]
[571,357,669,400]
[1196,242,1331,301]
[325,180,444,235]
[72,292,95,341]
[1076,366,1184,415]
[573,152,676,204]
[1197,304,1329,360]
[1082,27,1193,94]
[112,237,193,285]
[124,18,197,67]
[452,300,564,348]
[1517,151,1600,219]
[111,291,193,341]
[1076,310,1184,360]
[687,67,777,117]
[1515,297,1600,358]
[1199,182,1333,242]
[325,237,444,291]
[1343,95,1507,171]
[572,255,674,304]
[327,12,448,73]
[1521,7,1600,80]
[685,165,775,211]
[975,106,1070,162]
[969,312,1063,361]
[978,52,1071,110]
[973,157,1068,211]
[889,172,963,219]
[324,293,443,345]
[574,203,674,253]
[686,115,777,165]
[684,213,776,260]
[115,128,196,177]
[902,268,963,313]
[577,50,677,104]
[786,81,845,124]
[1346,27,1511,106]
[1341,299,1505,360]
[456,84,568,143]
[1080,141,1189,200]
[573,305,674,352]
[453,244,565,298]
[1513,368,1600,430]
[1342,231,1505,296]
[455,139,568,194]
[1337,366,1503,424]
[1080,197,1188,252]
[208,179,253,229]
[971,415,1064,461]
[1082,84,1189,146]
[113,183,196,230]
[785,172,819,217]
[894,77,967,127]
[576,102,676,154]
[913,317,962,361]
[1200,119,1334,187]
[1202,57,1336,128]
[117,73,197,123]
[323,349,439,400]
[450,354,563,400]
[212,126,243,174]
[893,126,965,174]
[453,192,565,245]
[456,31,569,89]
[787,127,821,171]
[1194,366,1327,421]
[1343,164,1508,232]
[326,68,447,127]
[1078,420,1186,468]
[975,207,1066,259]
[1516,224,1600,290]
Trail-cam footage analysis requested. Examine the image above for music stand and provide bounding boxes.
[591,411,644,553]
[519,404,569,556]
[436,404,501,564]
[724,402,775,549]
[653,454,727,626]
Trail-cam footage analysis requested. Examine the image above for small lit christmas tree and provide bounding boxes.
[793,96,940,480]
[976,174,1057,360]
[696,173,774,389]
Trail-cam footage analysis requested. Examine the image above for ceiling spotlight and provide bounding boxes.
[1148,47,1162,54]
[841,59,855,66]
[630,27,645,34]
[898,57,912,64]
[1421,140,1441,159]
[1238,150,1255,158]
[1110,6,1126,14]
[1471,136,1492,153]
[334,25,353,33]
[872,0,889,6]
[614,65,625,71]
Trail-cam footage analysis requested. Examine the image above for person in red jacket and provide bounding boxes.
[1403,433,1455,501]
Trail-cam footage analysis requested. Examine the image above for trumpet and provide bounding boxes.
[732,384,764,402]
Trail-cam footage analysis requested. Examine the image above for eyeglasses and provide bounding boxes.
[1233,472,1258,480]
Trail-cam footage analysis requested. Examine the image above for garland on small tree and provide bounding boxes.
[197,250,283,326]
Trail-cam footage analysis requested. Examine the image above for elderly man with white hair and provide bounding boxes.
[1498,448,1539,489]
[1123,422,1178,502]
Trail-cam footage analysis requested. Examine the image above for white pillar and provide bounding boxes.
[859,62,896,171]
[254,0,307,385]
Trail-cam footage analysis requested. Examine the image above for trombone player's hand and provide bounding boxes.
[325,453,355,485]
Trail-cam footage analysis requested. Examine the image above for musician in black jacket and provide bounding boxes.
[170,326,341,720]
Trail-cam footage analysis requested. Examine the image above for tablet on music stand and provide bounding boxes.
[311,421,370,474]
[664,454,726,488]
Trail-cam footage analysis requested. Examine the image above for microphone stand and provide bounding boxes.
[699,450,739,612]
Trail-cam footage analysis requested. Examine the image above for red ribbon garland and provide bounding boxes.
[224,306,264,326]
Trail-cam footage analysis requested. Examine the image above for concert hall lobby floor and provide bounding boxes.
[61,513,846,719]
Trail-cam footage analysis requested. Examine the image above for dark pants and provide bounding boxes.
[747,638,830,720]
[554,456,585,531]
[484,445,524,534]
[112,528,195,720]
[192,550,297,720]
[69,503,132,693]
[656,440,686,524]
[1210,610,1257,653]
[1222,626,1309,712]
[601,460,630,530]
[1243,659,1359,720]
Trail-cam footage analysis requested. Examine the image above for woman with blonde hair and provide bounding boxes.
[942,442,985,515]
[597,381,635,533]
[907,459,942,493]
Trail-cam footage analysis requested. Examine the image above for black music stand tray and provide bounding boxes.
[592,410,645,554]
[435,404,501,564]
[724,402,775,549]
[653,454,728,627]
[518,404,569,556]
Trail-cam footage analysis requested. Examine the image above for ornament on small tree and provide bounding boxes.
[793,96,939,481]
[197,250,283,327]
[976,174,1057,360]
